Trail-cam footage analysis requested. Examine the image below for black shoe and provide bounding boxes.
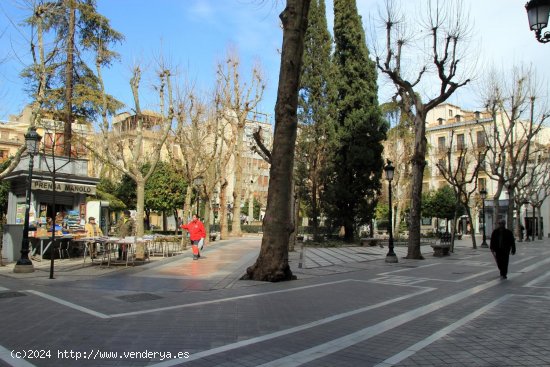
[193,255,198,260]
[197,254,201,258]
[501,275,507,279]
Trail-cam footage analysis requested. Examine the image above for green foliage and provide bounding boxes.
[242,198,262,220]
[115,174,137,210]
[374,202,389,221]
[296,0,337,231]
[21,0,124,120]
[93,177,126,210]
[323,0,388,241]
[0,159,11,216]
[144,162,187,213]
[422,186,463,220]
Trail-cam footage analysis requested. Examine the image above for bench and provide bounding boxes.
[431,233,451,257]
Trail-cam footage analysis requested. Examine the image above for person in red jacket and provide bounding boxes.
[181,214,206,260]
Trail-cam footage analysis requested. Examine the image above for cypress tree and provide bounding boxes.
[296,0,336,241]
[327,0,387,242]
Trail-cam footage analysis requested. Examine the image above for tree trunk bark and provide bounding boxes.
[242,0,310,281]
[184,185,193,223]
[135,178,145,237]
[248,191,254,221]
[63,0,76,157]
[311,170,320,241]
[406,113,427,259]
[230,127,245,236]
[219,180,229,240]
[465,206,477,249]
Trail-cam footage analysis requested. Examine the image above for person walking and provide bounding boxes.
[181,214,206,260]
[490,219,516,279]
[84,217,103,258]
[115,210,135,260]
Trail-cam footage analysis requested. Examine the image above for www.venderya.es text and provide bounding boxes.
[11,349,190,361]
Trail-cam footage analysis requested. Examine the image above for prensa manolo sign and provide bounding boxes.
[32,180,96,195]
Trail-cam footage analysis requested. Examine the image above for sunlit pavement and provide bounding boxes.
[1,235,549,366]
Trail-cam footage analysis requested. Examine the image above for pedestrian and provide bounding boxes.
[84,216,103,258]
[115,210,135,260]
[489,219,516,279]
[181,214,206,260]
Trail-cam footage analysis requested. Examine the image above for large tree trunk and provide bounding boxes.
[242,0,310,282]
[465,206,477,249]
[406,113,427,259]
[230,127,245,236]
[311,168,320,241]
[135,178,145,237]
[63,0,75,156]
[506,186,515,232]
[219,180,229,240]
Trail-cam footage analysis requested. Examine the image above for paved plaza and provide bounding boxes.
[1,235,550,366]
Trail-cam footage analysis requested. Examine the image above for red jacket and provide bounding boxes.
[181,219,206,241]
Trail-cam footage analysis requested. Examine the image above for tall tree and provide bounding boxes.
[243,0,311,282]
[22,0,123,156]
[325,0,387,242]
[480,65,548,232]
[375,0,472,259]
[435,130,487,248]
[296,0,336,241]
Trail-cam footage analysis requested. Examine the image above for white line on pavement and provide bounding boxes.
[255,278,504,367]
[24,290,111,319]
[372,295,513,367]
[111,279,356,318]
[255,254,550,367]
[23,279,354,319]
[523,270,550,288]
[148,287,434,367]
[518,256,550,273]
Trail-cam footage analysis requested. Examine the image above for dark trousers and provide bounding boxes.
[495,251,510,276]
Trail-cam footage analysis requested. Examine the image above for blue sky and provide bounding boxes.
[1,0,549,123]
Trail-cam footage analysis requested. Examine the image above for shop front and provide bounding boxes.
[2,154,99,262]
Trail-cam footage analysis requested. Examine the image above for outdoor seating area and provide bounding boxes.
[29,234,188,268]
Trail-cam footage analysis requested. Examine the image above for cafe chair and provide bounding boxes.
[58,240,70,259]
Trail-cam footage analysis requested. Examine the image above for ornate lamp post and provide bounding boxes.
[384,160,398,263]
[480,188,488,248]
[14,127,41,273]
[526,0,550,43]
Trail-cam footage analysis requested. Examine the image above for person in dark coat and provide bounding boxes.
[490,219,516,279]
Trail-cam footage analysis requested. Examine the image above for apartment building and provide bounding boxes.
[424,103,550,236]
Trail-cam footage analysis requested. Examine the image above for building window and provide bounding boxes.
[476,130,486,148]
[478,178,486,190]
[457,134,465,150]
[438,136,446,152]
[449,109,453,117]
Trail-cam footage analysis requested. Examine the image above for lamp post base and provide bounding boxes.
[385,253,398,263]
[13,259,35,273]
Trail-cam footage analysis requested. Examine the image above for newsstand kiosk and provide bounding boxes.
[2,154,100,262]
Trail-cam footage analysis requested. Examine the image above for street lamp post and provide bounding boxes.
[532,202,536,241]
[384,160,398,263]
[480,189,488,248]
[525,0,550,43]
[14,127,41,273]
